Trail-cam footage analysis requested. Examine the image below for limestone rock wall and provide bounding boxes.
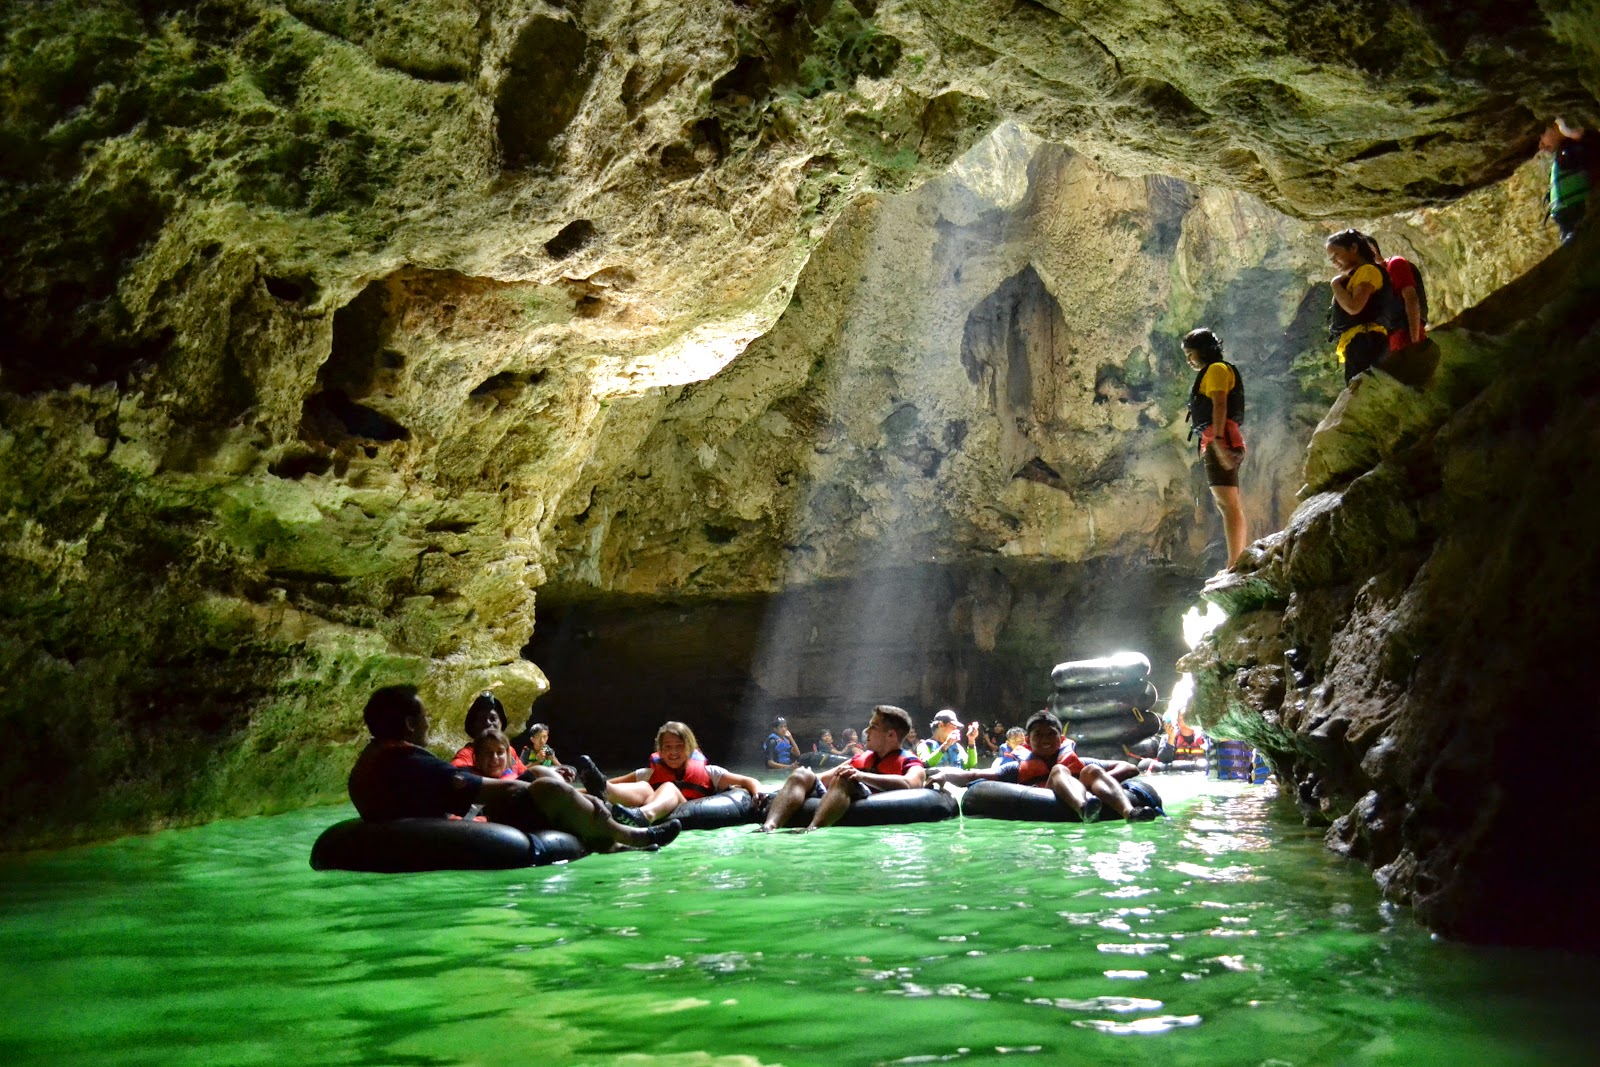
[1179,233,1600,951]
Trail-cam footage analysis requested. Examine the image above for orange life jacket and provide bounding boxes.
[647,751,715,799]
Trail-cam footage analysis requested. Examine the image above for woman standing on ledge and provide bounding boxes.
[1183,327,1247,569]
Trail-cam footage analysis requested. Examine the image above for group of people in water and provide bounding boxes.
[1189,117,1591,571]
[347,688,1164,854]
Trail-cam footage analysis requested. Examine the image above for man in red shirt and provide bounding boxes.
[928,710,1158,821]
[757,704,927,832]
[1365,236,1426,351]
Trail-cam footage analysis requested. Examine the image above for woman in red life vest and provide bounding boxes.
[929,710,1158,822]
[471,729,520,780]
[595,722,761,826]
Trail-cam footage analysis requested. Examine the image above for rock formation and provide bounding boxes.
[1181,235,1600,951]
[1,0,1596,949]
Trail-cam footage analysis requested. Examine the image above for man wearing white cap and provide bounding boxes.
[916,709,979,770]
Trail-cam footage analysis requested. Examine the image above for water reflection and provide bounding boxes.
[1,789,1595,1066]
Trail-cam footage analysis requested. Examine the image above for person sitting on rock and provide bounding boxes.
[763,717,802,770]
[916,709,979,770]
[573,721,761,826]
[929,710,1159,822]
[450,692,527,777]
[757,705,927,832]
[1182,327,1248,569]
[1326,229,1394,383]
[348,685,681,852]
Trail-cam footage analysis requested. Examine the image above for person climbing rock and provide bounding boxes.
[1541,118,1591,244]
[1326,229,1396,384]
[1182,328,1248,569]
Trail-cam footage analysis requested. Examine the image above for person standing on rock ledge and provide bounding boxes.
[1182,328,1248,569]
[1541,118,1591,245]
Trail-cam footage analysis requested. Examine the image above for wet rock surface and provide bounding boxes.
[0,0,1596,947]
[1182,234,1600,950]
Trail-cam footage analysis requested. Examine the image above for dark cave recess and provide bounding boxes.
[524,558,1205,769]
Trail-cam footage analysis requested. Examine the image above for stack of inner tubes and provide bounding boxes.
[1049,651,1162,759]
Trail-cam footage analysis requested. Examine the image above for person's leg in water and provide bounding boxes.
[488,779,681,851]
[605,780,686,824]
[1078,764,1156,821]
[1044,764,1099,822]
[1210,485,1247,568]
[805,775,865,831]
[572,755,653,827]
[757,767,818,831]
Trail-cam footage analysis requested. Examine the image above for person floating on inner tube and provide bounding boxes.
[347,686,683,852]
[471,729,519,780]
[516,721,566,774]
[450,692,528,778]
[573,721,761,826]
[994,726,1028,767]
[839,728,864,756]
[928,710,1160,822]
[757,705,927,832]
[915,709,979,770]
[763,717,802,770]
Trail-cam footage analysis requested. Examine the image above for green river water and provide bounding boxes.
[1,778,1592,1066]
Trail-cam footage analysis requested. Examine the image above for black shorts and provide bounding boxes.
[808,777,871,801]
[1202,444,1240,488]
[479,788,557,833]
[1343,330,1388,382]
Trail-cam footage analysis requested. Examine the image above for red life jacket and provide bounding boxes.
[1015,746,1083,786]
[851,748,924,776]
[647,751,715,799]
[1174,730,1205,760]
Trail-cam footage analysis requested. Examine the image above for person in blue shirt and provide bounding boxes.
[763,717,801,770]
[994,726,1028,767]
